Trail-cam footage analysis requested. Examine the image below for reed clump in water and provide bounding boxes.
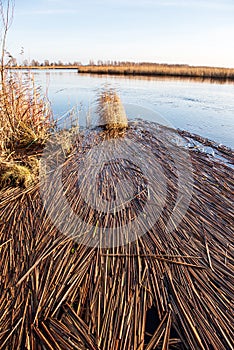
[97,89,128,130]
[0,99,233,350]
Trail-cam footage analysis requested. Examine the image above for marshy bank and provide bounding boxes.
[76,63,234,81]
[0,87,234,349]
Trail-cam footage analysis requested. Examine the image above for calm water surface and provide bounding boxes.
[33,69,234,148]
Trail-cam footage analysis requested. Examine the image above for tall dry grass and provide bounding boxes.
[0,68,54,188]
[77,63,234,80]
[0,70,53,152]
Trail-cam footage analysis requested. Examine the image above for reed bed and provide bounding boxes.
[0,119,233,349]
[77,63,234,80]
[0,69,53,188]
[0,70,52,152]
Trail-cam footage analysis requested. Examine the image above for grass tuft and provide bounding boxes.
[0,163,34,188]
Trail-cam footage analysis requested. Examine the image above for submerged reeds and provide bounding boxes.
[0,114,233,349]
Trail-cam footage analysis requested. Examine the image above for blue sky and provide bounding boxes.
[5,0,234,67]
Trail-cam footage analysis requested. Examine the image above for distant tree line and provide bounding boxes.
[8,58,229,71]
[90,60,191,67]
[7,59,192,68]
[8,59,82,67]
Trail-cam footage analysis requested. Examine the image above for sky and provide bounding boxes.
[4,0,234,67]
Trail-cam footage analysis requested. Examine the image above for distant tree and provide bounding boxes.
[5,51,16,66]
[31,59,39,66]
[23,59,29,67]
[10,57,17,66]
[44,59,49,66]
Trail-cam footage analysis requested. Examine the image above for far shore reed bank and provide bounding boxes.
[9,62,234,81]
[77,63,234,80]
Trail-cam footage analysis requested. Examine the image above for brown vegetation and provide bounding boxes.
[0,69,53,188]
[77,62,234,80]
[97,90,128,129]
[0,0,55,189]
[0,71,52,152]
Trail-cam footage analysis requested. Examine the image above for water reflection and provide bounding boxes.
[79,72,234,85]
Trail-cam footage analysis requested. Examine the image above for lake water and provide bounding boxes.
[33,69,234,148]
